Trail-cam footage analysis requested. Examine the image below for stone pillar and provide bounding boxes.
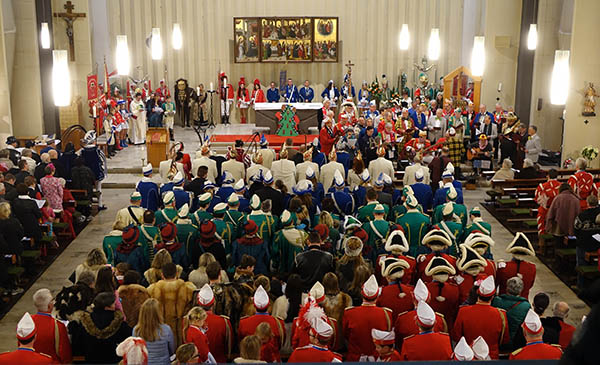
[0,3,13,148]
[561,0,600,166]
[480,0,522,109]
[10,0,44,137]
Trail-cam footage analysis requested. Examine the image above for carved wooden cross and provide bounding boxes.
[53,1,86,61]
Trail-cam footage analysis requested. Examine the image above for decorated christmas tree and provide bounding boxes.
[275,105,300,136]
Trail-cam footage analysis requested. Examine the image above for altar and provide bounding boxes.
[254,102,321,134]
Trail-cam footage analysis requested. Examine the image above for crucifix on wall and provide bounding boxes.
[53,0,86,61]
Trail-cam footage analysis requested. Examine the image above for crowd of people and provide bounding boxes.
[2,120,596,364]
[0,134,105,297]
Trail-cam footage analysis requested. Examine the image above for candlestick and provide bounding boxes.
[210,82,214,91]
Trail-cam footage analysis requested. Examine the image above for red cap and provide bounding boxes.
[160,222,177,242]
[314,224,329,241]
[200,221,216,239]
[244,220,258,235]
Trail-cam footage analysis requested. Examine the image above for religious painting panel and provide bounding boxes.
[313,17,338,62]
[234,17,260,63]
[260,17,312,62]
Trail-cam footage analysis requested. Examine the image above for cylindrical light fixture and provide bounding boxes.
[151,28,163,60]
[52,50,70,106]
[550,50,570,105]
[471,36,485,76]
[428,28,440,61]
[399,24,409,50]
[40,22,51,49]
[527,24,537,50]
[172,23,182,50]
[116,35,130,76]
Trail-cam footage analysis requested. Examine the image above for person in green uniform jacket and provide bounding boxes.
[396,194,431,257]
[102,229,122,265]
[357,188,390,223]
[191,192,213,226]
[361,204,392,263]
[432,186,467,227]
[247,194,278,248]
[224,194,246,239]
[272,210,307,273]
[155,191,179,225]
[212,202,234,254]
[174,203,199,264]
[462,207,492,241]
[138,210,162,270]
[438,202,464,256]
[315,211,341,255]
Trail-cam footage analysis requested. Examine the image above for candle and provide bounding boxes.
[197,87,200,95]
[210,82,214,91]
[93,105,97,118]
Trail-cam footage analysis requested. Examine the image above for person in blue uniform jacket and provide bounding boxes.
[299,80,314,102]
[266,81,279,103]
[341,74,355,100]
[136,163,160,211]
[410,170,433,212]
[171,172,192,209]
[283,78,299,103]
[321,80,340,103]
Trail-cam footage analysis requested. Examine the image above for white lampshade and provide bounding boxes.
[172,23,182,50]
[428,28,440,61]
[527,24,537,50]
[151,28,163,60]
[40,22,51,49]
[471,36,485,77]
[550,50,570,105]
[399,24,409,50]
[116,35,130,75]
[52,50,70,106]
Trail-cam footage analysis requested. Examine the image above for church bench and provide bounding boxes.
[510,208,533,216]
[522,220,538,229]
[576,265,600,280]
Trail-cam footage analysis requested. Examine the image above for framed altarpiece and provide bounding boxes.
[233,16,338,63]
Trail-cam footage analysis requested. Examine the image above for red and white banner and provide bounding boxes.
[87,74,98,100]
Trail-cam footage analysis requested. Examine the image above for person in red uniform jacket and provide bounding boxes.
[342,274,393,361]
[251,79,266,104]
[371,329,402,362]
[184,307,212,362]
[31,288,72,363]
[464,232,497,278]
[238,285,285,349]
[288,317,342,363]
[376,257,414,322]
[0,312,53,364]
[196,283,233,363]
[454,244,490,304]
[291,283,339,351]
[416,229,457,283]
[452,275,510,359]
[535,169,561,236]
[568,158,594,210]
[394,279,448,349]
[155,79,171,101]
[497,232,537,299]
[400,301,453,361]
[237,77,251,124]
[376,229,416,285]
[319,117,337,156]
[424,256,460,329]
[510,309,563,360]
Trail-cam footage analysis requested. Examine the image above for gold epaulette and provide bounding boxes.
[274,315,285,321]
[403,334,416,340]
[344,306,355,311]
[219,314,230,320]
[328,317,338,324]
[240,315,250,320]
[435,312,445,318]
[397,310,410,318]
[382,307,393,313]
[439,332,450,336]
[551,344,563,350]
[511,348,523,356]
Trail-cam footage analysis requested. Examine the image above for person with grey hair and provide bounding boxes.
[492,276,531,350]
[492,158,515,181]
[525,125,542,162]
[516,158,542,179]
[404,153,431,186]
[568,157,594,210]
[34,152,51,181]
[31,288,73,363]
[541,301,576,350]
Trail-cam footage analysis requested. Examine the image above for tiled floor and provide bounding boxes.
[0,126,590,351]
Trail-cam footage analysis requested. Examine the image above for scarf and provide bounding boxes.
[238,235,263,246]
[116,242,137,254]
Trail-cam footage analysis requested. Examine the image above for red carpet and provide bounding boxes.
[210,134,313,146]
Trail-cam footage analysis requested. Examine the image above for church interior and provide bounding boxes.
[0,0,598,363]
